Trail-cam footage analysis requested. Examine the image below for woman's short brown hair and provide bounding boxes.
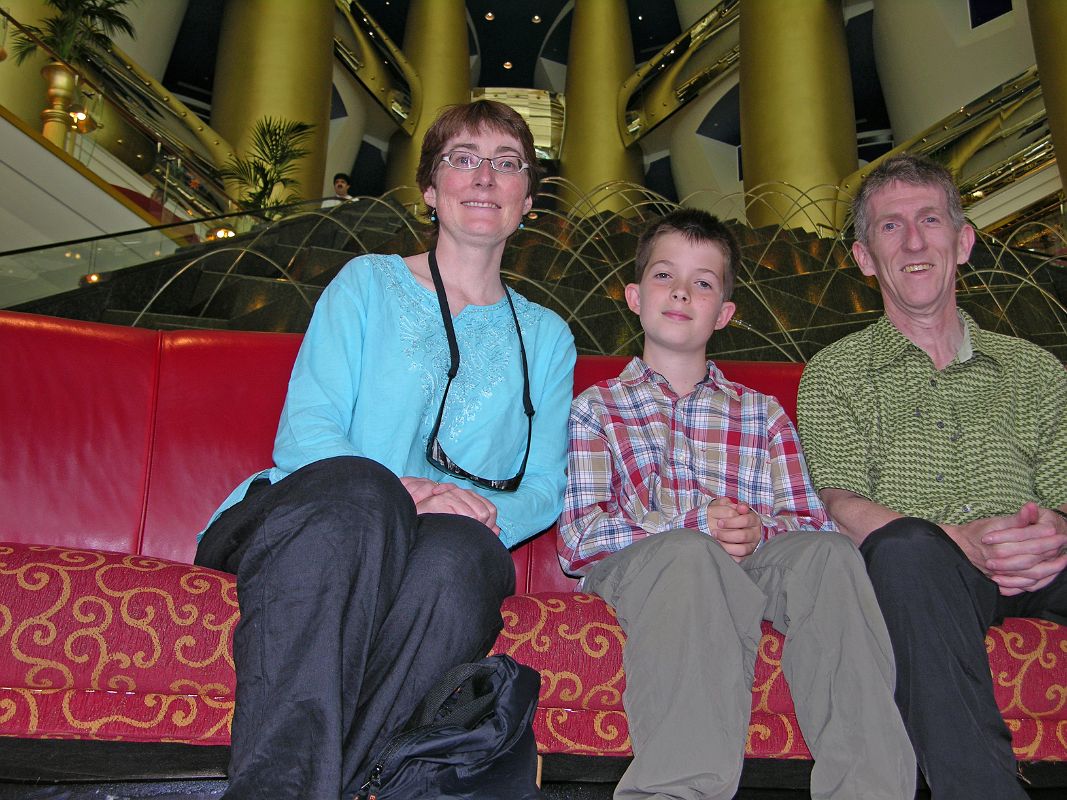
[416,100,541,199]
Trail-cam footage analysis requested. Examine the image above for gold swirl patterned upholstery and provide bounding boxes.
[1,312,1065,768]
[4,545,1066,762]
[0,544,236,744]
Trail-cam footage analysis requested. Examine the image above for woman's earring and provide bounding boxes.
[429,207,437,223]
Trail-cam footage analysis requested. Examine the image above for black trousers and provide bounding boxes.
[195,456,516,800]
[860,518,1067,800]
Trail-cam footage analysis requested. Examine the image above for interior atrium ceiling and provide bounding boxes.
[164,0,684,107]
[162,0,890,169]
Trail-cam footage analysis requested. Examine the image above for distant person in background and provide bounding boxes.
[323,172,354,207]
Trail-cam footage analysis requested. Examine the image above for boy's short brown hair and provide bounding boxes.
[633,209,739,301]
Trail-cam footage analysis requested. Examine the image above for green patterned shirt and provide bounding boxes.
[797,312,1066,525]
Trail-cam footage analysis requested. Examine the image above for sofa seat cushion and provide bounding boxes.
[491,592,1067,761]
[4,544,1066,761]
[987,618,1067,761]
[0,543,236,744]
[490,592,812,758]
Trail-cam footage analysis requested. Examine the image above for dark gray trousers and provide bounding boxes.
[195,456,515,800]
[860,517,1067,800]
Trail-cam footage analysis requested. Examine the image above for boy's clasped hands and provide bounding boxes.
[706,496,762,561]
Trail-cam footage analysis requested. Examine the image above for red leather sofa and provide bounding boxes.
[2,310,1066,790]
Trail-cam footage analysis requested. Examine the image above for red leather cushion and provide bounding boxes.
[0,312,158,553]
[141,330,301,562]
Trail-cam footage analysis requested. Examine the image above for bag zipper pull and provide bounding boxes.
[355,763,383,800]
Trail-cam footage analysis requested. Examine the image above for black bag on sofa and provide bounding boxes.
[352,654,543,800]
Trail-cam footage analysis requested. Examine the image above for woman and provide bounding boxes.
[196,100,576,799]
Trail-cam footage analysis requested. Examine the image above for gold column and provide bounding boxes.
[1028,0,1067,196]
[383,0,469,205]
[739,0,856,231]
[558,0,643,215]
[211,0,333,201]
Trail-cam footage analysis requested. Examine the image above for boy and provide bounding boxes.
[558,209,914,800]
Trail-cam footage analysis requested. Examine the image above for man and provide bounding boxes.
[561,209,914,800]
[798,153,1067,799]
[322,172,354,207]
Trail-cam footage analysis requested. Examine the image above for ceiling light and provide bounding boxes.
[485,12,494,21]
[532,15,541,23]
[503,61,512,69]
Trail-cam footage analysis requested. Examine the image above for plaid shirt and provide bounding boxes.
[559,358,833,576]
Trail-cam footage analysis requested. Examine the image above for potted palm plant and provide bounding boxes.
[220,116,316,212]
[11,0,135,147]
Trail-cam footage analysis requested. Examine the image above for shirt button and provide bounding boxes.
[962,504,972,513]
[936,421,945,429]
[935,473,944,482]
[914,407,922,417]
[930,379,937,387]
[949,432,961,442]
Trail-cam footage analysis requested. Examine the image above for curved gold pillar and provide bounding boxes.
[211,0,333,202]
[383,0,469,206]
[558,0,643,215]
[739,0,856,231]
[1028,0,1067,195]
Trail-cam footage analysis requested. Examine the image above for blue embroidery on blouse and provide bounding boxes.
[373,255,542,445]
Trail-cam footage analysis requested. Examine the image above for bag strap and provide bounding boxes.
[413,658,503,728]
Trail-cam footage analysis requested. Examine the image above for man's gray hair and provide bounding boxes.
[851,154,966,245]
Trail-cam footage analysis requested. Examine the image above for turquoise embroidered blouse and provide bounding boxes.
[203,253,576,548]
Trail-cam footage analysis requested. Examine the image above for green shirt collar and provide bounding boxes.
[869,310,996,370]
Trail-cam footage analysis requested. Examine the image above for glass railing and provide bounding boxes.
[0,198,336,309]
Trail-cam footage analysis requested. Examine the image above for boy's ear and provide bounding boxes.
[624,283,641,315]
[715,301,736,331]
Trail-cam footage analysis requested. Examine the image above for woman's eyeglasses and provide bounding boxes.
[440,150,529,175]
[424,249,533,492]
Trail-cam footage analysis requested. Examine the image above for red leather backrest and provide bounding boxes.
[0,311,158,552]
[141,329,301,562]
[0,311,806,584]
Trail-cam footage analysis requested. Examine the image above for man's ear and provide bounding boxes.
[715,301,736,331]
[852,240,875,277]
[956,223,976,265]
[624,283,641,315]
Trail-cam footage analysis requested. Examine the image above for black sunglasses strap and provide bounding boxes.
[427,249,533,420]
[427,249,460,381]
[426,248,534,484]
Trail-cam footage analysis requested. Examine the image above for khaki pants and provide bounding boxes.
[583,530,915,800]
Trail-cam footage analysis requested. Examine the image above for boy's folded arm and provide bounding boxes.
[558,499,659,575]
